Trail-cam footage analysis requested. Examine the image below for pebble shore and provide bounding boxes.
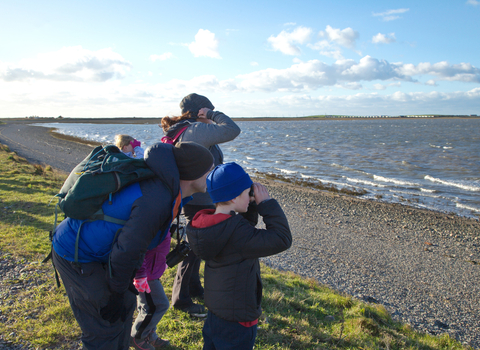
[259,177,479,348]
[1,120,479,348]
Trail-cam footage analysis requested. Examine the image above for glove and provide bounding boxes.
[100,291,127,324]
[133,277,151,293]
[130,139,141,148]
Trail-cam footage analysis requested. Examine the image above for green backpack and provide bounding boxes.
[56,145,156,220]
[45,145,158,283]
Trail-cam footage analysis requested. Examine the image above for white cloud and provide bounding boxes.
[308,40,344,59]
[0,46,131,83]
[372,33,396,44]
[150,52,174,62]
[2,45,479,118]
[235,56,412,92]
[2,73,480,117]
[319,25,359,50]
[399,61,480,82]
[336,82,363,90]
[373,8,409,21]
[308,40,331,51]
[232,56,480,93]
[250,62,259,66]
[319,50,344,60]
[221,87,480,116]
[188,29,221,59]
[467,0,479,5]
[268,26,313,55]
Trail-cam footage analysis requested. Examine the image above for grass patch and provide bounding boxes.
[0,143,473,349]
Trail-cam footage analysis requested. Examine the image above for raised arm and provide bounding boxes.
[181,109,241,148]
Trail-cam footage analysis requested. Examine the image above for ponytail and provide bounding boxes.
[160,111,194,132]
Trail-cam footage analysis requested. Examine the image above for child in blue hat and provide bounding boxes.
[186,162,292,349]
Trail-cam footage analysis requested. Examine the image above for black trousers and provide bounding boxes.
[52,250,136,350]
[171,204,214,309]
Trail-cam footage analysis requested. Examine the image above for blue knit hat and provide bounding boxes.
[207,162,253,203]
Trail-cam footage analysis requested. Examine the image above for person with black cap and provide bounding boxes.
[160,93,241,318]
[51,141,214,350]
[186,162,292,349]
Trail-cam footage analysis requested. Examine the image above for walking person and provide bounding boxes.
[52,142,214,350]
[160,93,240,317]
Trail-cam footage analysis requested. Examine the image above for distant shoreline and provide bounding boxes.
[1,115,479,125]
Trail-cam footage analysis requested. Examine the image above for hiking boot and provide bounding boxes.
[176,303,207,318]
[130,336,155,350]
[150,337,170,349]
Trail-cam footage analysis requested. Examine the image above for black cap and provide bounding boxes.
[179,93,215,118]
[172,142,214,180]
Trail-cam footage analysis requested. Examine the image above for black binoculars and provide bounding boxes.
[166,241,191,268]
[249,185,254,197]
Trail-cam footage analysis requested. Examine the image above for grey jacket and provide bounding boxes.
[166,110,240,205]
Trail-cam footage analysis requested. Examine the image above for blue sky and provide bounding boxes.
[1,0,480,118]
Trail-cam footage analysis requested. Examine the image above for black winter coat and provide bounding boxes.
[186,199,292,322]
[53,142,181,295]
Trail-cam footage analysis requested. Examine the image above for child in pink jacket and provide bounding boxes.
[130,232,171,349]
[119,138,170,349]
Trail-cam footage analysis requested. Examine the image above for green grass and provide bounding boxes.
[0,143,474,349]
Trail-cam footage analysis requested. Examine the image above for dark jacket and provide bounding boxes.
[53,143,182,294]
[186,199,292,322]
[165,110,240,206]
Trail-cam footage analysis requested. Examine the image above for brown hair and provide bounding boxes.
[160,111,195,132]
[115,134,134,149]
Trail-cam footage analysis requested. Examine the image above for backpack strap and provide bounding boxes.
[172,126,189,144]
[42,200,65,286]
[73,208,128,266]
[161,125,189,144]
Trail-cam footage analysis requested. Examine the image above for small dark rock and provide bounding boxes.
[363,296,379,303]
[433,320,449,329]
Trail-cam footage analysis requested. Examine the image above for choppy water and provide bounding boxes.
[36,118,480,219]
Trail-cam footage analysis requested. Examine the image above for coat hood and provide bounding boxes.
[144,142,179,196]
[165,120,195,138]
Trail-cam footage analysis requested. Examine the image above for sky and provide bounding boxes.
[1,0,480,118]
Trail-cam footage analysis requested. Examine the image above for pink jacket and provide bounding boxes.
[135,231,171,281]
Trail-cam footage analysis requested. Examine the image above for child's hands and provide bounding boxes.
[133,277,151,293]
[251,183,270,205]
[130,139,141,148]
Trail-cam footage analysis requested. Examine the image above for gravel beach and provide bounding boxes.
[1,119,479,348]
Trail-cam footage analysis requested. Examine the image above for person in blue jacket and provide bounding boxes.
[52,141,214,350]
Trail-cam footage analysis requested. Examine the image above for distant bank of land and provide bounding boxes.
[1,114,479,125]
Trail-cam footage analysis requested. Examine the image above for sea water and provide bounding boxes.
[35,118,480,219]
